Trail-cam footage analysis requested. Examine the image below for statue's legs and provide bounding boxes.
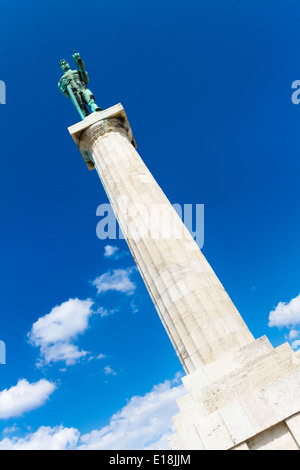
[83,88,102,113]
[71,90,89,117]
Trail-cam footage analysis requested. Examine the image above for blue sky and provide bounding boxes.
[0,0,300,449]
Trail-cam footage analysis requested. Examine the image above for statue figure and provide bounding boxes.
[58,51,102,119]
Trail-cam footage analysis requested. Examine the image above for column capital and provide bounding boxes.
[68,103,137,170]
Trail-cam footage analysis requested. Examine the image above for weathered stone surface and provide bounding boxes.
[69,105,300,450]
[286,412,300,447]
[69,104,254,375]
[169,337,300,449]
[246,422,299,451]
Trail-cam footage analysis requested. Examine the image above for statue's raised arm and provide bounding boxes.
[72,50,89,85]
[58,51,102,120]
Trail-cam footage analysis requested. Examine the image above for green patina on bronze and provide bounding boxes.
[58,51,102,120]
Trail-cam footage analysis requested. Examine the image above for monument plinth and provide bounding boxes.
[68,104,300,450]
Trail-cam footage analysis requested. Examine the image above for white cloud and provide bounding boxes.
[268,293,300,328]
[0,375,185,450]
[92,268,137,295]
[103,245,130,260]
[96,353,105,360]
[104,365,116,376]
[0,379,56,419]
[28,298,94,366]
[291,340,300,351]
[288,330,299,341]
[130,299,139,314]
[0,425,79,450]
[2,424,19,435]
[37,342,89,366]
[95,306,118,318]
[104,245,119,258]
[29,298,94,344]
[77,375,185,450]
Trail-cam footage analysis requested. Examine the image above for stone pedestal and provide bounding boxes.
[68,104,300,450]
[168,336,300,450]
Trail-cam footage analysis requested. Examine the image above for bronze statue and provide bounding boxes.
[58,51,102,119]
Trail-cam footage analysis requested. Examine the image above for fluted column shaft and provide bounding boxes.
[69,104,254,374]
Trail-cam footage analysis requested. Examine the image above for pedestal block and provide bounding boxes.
[168,337,300,450]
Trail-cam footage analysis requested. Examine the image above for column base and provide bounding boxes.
[168,336,300,450]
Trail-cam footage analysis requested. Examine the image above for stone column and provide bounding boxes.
[69,104,300,450]
[69,103,254,375]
